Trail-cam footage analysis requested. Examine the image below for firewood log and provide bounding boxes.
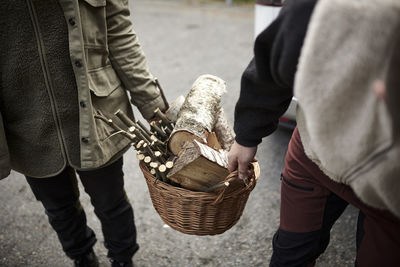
[213,107,235,150]
[206,132,221,151]
[167,140,229,191]
[168,74,226,155]
[165,95,185,123]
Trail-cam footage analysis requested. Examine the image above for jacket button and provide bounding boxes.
[81,137,89,143]
[75,60,82,68]
[68,17,76,26]
[79,101,86,108]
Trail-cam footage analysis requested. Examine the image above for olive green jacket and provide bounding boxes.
[0,0,166,178]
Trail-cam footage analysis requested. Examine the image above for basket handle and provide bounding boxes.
[212,162,260,205]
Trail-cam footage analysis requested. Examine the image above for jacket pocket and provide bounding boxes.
[82,0,106,7]
[88,65,121,97]
[79,0,107,48]
[281,174,314,191]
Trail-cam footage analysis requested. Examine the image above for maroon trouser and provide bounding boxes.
[270,128,400,267]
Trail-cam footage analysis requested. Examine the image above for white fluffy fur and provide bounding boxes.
[294,0,400,218]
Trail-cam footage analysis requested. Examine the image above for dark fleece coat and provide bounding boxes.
[0,0,80,177]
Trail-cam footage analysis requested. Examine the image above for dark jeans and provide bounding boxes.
[26,157,139,262]
[270,128,400,267]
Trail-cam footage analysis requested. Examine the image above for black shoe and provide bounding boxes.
[74,249,99,267]
[110,259,134,267]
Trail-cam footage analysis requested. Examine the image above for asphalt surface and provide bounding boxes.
[0,1,358,266]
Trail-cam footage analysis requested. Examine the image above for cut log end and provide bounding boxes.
[150,162,159,168]
[168,130,205,155]
[144,156,152,164]
[136,153,145,161]
[167,140,229,191]
[204,181,230,193]
[165,161,174,169]
[159,164,167,173]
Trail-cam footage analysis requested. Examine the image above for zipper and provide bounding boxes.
[26,0,68,160]
[280,174,314,191]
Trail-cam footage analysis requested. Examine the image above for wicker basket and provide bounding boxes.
[139,161,260,235]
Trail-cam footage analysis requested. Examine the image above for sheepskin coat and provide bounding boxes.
[295,0,400,218]
[235,0,400,218]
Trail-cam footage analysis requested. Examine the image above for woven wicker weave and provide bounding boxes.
[139,161,259,235]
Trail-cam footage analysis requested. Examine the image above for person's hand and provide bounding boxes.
[146,115,158,124]
[228,141,258,180]
[373,80,386,100]
[146,107,168,124]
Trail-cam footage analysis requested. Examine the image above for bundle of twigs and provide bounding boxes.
[95,107,175,183]
[95,74,235,192]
